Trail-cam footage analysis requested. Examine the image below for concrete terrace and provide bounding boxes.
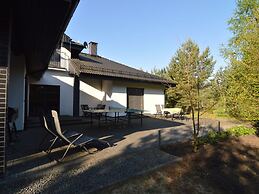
[1,116,243,194]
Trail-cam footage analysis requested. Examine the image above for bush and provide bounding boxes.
[198,130,229,145]
[227,126,256,137]
[198,126,256,146]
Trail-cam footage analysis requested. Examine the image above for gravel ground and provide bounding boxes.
[1,117,243,194]
[1,147,179,194]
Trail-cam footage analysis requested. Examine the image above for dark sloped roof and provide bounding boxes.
[70,53,171,84]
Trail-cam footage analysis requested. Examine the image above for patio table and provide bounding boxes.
[162,108,183,119]
[82,108,144,126]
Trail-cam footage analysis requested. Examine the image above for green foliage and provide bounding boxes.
[151,66,180,107]
[198,131,229,145]
[198,125,256,145]
[223,0,259,121]
[166,39,216,151]
[227,126,257,136]
[150,67,167,77]
[209,68,227,102]
[167,40,215,105]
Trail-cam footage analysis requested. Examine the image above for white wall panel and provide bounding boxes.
[144,88,165,114]
[79,78,104,115]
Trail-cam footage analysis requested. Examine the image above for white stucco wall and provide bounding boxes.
[29,69,74,116]
[79,79,128,116]
[29,71,165,117]
[79,79,129,110]
[79,78,165,115]
[79,78,104,115]
[8,55,26,130]
[109,86,127,108]
[60,46,71,70]
[144,88,165,114]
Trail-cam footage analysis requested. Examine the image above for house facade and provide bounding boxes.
[27,35,169,120]
[1,2,170,177]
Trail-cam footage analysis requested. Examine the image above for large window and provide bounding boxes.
[127,88,144,110]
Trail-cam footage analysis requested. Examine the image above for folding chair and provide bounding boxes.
[155,104,163,117]
[51,110,111,161]
[39,115,81,153]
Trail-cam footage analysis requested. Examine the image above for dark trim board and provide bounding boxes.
[24,75,28,130]
[73,75,80,116]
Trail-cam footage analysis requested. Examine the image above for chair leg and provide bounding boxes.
[46,137,59,154]
[81,145,91,154]
[59,143,73,161]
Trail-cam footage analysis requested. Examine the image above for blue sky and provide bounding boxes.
[66,0,236,72]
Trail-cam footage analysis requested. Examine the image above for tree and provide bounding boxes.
[167,39,215,151]
[151,67,180,107]
[223,0,259,122]
[206,68,228,110]
[150,66,167,77]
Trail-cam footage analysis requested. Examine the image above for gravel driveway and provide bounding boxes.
[1,117,243,193]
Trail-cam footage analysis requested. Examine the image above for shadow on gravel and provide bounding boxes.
[3,117,246,193]
[2,117,188,194]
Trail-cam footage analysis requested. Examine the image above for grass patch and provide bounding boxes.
[198,126,256,146]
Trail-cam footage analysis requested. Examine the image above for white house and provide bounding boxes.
[13,35,171,130]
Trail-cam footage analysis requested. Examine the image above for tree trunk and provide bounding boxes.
[190,105,198,152]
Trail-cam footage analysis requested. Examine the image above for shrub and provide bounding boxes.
[198,126,256,146]
[198,130,229,145]
[227,126,256,137]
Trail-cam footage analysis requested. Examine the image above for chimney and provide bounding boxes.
[89,41,98,56]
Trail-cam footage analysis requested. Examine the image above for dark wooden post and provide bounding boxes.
[73,75,80,117]
[158,130,161,148]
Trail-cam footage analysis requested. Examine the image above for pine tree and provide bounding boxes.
[167,39,215,151]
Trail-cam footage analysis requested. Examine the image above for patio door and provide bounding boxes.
[127,88,144,110]
[29,84,60,117]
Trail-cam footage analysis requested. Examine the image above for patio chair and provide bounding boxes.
[180,106,191,121]
[81,104,90,117]
[51,110,111,161]
[155,104,163,117]
[39,115,81,153]
[161,105,164,110]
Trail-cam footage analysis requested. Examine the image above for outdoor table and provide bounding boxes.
[125,109,144,126]
[82,108,144,126]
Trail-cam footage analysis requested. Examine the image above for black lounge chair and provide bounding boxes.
[51,110,111,161]
[40,115,81,154]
